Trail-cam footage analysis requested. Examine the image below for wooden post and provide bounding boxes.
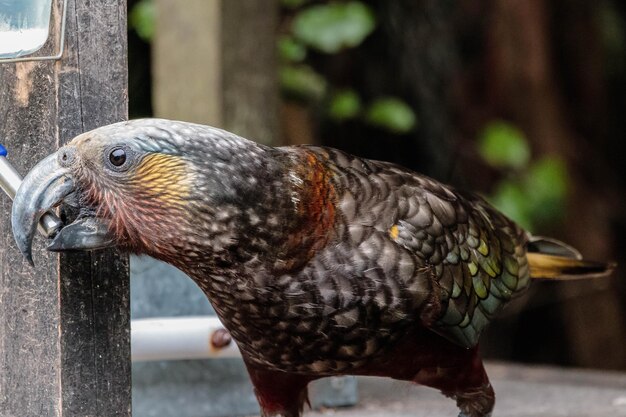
[0,0,131,416]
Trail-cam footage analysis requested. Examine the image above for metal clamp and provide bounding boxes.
[0,0,68,64]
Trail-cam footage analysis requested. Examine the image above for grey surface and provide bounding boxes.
[131,255,214,318]
[132,359,258,417]
[131,256,260,417]
[306,363,626,417]
[131,256,357,417]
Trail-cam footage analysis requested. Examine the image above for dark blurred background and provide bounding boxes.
[127,0,626,371]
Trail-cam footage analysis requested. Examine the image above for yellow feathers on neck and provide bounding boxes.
[133,153,191,206]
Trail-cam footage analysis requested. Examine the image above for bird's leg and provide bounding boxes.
[245,364,312,417]
[413,345,494,417]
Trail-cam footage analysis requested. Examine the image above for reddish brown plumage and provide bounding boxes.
[297,151,336,238]
[246,366,313,417]
[279,150,338,270]
[353,328,493,415]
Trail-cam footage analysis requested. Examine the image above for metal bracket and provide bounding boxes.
[0,0,68,64]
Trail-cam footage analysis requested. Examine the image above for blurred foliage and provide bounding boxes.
[129,0,416,135]
[478,122,530,170]
[328,89,362,121]
[280,1,416,135]
[129,0,155,42]
[280,65,327,101]
[525,158,569,225]
[278,36,308,63]
[365,98,417,134]
[292,2,376,53]
[479,121,569,231]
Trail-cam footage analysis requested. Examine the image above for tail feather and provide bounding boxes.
[527,235,615,280]
[527,236,582,260]
[527,253,615,280]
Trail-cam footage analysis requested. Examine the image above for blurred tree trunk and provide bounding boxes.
[376,0,459,178]
[310,0,460,177]
[154,0,279,145]
[475,0,626,369]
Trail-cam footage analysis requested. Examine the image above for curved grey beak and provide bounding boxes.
[11,151,113,265]
[47,216,113,253]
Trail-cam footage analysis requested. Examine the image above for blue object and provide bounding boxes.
[0,144,7,157]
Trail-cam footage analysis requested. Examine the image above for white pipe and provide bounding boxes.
[0,153,64,237]
[131,316,241,362]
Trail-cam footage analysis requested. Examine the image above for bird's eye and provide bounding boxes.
[105,145,135,172]
[109,148,127,167]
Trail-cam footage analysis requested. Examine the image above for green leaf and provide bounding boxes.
[130,0,155,42]
[280,65,327,101]
[478,121,530,170]
[488,181,534,231]
[293,2,376,53]
[278,36,307,63]
[365,98,417,134]
[329,90,362,121]
[524,156,569,224]
[525,157,568,200]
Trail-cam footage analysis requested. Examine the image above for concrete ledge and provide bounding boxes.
[304,362,626,417]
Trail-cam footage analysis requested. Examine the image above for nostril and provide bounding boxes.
[58,147,76,167]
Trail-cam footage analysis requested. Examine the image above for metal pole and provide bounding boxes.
[131,317,238,362]
[0,144,64,237]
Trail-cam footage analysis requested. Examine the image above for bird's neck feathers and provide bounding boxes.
[99,146,338,280]
[185,147,338,279]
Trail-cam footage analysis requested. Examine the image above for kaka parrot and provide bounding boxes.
[11,119,613,417]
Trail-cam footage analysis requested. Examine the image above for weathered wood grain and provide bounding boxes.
[0,61,62,416]
[0,0,130,416]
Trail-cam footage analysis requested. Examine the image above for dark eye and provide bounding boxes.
[109,148,126,167]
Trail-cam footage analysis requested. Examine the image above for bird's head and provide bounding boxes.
[11,119,278,268]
